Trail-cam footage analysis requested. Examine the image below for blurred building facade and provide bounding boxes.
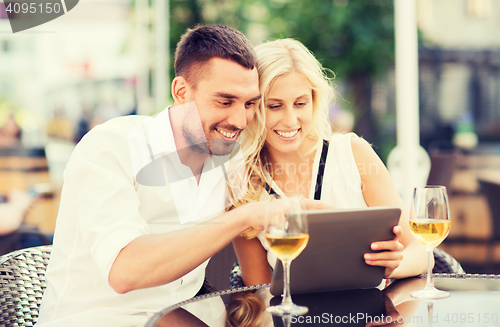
[0,0,135,147]
[0,0,137,234]
[416,0,500,273]
[418,0,500,147]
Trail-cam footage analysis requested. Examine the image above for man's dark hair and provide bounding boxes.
[174,25,257,86]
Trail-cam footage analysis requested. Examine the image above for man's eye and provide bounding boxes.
[220,102,232,106]
[245,102,255,109]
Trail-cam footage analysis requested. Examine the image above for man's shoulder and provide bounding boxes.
[75,115,150,155]
[93,115,150,137]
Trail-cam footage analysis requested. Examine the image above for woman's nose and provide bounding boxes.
[281,107,298,127]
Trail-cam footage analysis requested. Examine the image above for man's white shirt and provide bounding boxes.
[36,107,241,326]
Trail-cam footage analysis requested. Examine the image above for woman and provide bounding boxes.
[231,39,428,287]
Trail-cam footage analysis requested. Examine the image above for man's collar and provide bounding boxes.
[146,106,176,159]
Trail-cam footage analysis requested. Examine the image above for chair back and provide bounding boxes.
[205,244,237,291]
[478,178,500,240]
[433,247,465,274]
[0,245,52,326]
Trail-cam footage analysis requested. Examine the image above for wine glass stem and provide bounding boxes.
[282,260,293,307]
[427,301,434,327]
[425,247,435,289]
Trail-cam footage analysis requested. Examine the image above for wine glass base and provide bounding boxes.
[266,303,308,316]
[410,288,450,300]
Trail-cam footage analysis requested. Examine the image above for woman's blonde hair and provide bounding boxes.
[228,39,335,238]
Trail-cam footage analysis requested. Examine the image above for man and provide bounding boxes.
[36,25,270,326]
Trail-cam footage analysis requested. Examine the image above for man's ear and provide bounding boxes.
[172,76,189,105]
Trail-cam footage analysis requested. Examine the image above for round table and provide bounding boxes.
[145,273,500,327]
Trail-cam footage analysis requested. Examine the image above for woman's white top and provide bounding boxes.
[258,133,368,266]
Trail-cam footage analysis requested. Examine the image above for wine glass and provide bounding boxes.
[265,196,309,316]
[409,185,451,299]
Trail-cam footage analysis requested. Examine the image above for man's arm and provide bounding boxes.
[108,203,264,294]
[110,198,321,293]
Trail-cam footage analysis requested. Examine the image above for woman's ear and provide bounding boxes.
[172,76,189,104]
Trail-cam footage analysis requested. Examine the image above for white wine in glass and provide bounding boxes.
[265,196,309,316]
[265,233,309,262]
[409,185,451,299]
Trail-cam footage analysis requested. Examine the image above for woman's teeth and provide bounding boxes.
[217,128,236,138]
[276,129,299,138]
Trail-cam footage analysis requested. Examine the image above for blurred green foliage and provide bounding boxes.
[169,0,395,80]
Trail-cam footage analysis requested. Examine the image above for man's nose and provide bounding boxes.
[227,104,248,130]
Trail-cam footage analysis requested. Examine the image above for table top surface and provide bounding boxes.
[146,274,500,327]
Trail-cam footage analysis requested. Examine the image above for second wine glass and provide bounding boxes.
[265,196,309,316]
[409,185,451,299]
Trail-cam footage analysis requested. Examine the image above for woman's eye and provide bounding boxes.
[295,102,307,107]
[267,104,281,110]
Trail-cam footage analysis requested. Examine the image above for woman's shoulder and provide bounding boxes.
[325,133,377,168]
[327,132,371,149]
[346,135,382,169]
[328,131,361,142]
[327,132,369,152]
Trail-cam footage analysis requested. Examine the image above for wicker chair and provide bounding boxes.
[0,245,52,327]
[433,247,465,274]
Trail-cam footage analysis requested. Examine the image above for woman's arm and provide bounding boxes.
[351,136,429,279]
[232,236,272,286]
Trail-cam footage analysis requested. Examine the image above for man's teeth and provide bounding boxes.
[217,128,236,138]
[276,129,299,138]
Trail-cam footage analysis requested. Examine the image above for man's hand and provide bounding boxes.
[238,198,336,233]
[364,226,404,278]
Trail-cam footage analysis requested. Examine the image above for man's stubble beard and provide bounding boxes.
[182,123,236,156]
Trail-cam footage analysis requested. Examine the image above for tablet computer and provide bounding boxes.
[270,206,401,295]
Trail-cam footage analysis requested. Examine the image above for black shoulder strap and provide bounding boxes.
[263,139,329,200]
[314,140,329,200]
[264,181,278,197]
